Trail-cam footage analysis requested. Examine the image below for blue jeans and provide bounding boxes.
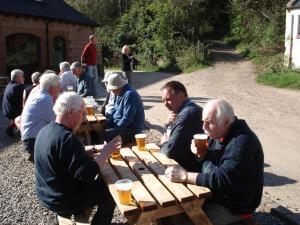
[87,65,102,97]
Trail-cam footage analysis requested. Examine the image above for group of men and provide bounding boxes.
[161,81,263,225]
[1,37,263,225]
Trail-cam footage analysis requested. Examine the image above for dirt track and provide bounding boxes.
[134,41,300,214]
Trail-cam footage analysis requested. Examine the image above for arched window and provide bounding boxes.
[6,33,40,82]
[52,36,65,70]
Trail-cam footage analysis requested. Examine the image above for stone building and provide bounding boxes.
[0,0,99,81]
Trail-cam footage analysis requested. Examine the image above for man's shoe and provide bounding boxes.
[5,126,14,137]
[46,215,59,225]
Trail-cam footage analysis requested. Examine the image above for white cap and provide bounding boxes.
[106,73,128,91]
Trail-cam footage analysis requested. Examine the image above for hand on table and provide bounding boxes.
[165,166,187,183]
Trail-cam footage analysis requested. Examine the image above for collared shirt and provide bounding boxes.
[108,84,145,134]
[160,99,203,171]
[76,72,94,97]
[81,42,97,66]
[60,70,77,92]
[21,90,55,140]
[196,119,264,214]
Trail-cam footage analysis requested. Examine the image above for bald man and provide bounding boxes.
[165,99,264,225]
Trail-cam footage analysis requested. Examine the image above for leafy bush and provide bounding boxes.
[176,42,205,70]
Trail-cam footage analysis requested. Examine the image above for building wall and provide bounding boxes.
[0,14,97,76]
[285,9,300,68]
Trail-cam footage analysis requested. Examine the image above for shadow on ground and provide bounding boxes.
[264,172,297,187]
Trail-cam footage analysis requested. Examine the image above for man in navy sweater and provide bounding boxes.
[35,92,121,225]
[2,69,24,136]
[160,81,203,171]
[165,99,264,225]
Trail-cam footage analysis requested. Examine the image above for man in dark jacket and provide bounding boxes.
[35,92,121,225]
[160,81,203,171]
[2,69,24,136]
[165,99,264,225]
[71,62,94,97]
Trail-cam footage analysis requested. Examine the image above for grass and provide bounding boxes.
[225,37,300,90]
[257,70,300,89]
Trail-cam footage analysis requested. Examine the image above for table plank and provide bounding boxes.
[121,148,176,207]
[99,162,139,217]
[86,115,97,122]
[110,149,157,211]
[132,146,194,203]
[148,144,212,199]
[94,114,107,122]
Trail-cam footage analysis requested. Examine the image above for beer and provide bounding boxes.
[86,105,94,116]
[135,134,146,151]
[193,134,208,156]
[115,179,132,204]
[111,150,121,159]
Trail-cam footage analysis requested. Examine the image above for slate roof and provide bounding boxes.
[0,0,98,27]
[287,0,300,9]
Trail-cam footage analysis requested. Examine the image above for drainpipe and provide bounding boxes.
[46,20,50,68]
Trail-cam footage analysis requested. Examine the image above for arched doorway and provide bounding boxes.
[51,36,65,71]
[6,33,40,83]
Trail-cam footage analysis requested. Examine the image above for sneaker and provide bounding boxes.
[5,126,14,137]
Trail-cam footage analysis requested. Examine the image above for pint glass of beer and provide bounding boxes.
[111,150,121,159]
[193,133,208,156]
[115,179,132,204]
[135,134,146,151]
[86,105,94,116]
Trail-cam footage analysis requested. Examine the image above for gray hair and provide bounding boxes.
[39,73,60,91]
[205,99,235,125]
[70,62,81,70]
[89,35,96,41]
[11,69,24,81]
[53,92,84,117]
[31,72,41,84]
[59,62,70,72]
[43,69,56,75]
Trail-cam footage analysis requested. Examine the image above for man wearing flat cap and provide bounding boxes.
[104,73,144,144]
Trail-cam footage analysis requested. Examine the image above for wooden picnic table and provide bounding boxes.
[76,108,106,145]
[99,143,213,225]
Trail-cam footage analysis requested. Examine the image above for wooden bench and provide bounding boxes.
[100,144,213,225]
[76,108,106,145]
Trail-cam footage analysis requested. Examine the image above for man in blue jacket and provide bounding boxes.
[2,69,24,137]
[104,73,145,145]
[160,81,203,171]
[165,99,264,225]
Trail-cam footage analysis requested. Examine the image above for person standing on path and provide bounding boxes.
[121,45,133,86]
[81,35,102,97]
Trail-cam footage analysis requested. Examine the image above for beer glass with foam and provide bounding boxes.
[115,179,132,204]
[135,134,146,151]
[193,133,208,156]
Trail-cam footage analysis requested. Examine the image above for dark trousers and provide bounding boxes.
[103,127,134,145]
[23,138,35,155]
[58,178,115,225]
